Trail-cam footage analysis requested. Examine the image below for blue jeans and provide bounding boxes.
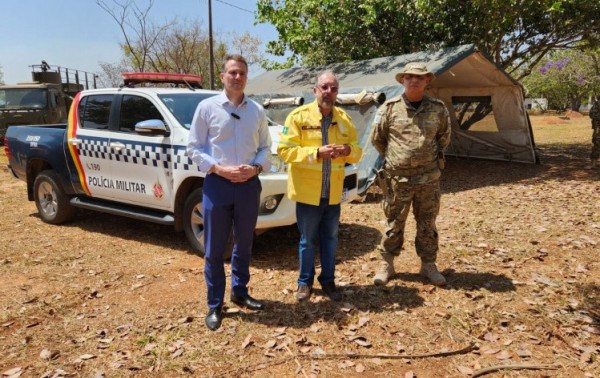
[296,198,341,287]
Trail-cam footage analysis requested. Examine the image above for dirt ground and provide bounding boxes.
[1,116,599,377]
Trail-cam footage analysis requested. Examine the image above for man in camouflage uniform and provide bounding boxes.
[587,99,600,169]
[371,62,451,286]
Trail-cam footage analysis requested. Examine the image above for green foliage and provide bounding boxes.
[522,48,600,111]
[256,0,600,78]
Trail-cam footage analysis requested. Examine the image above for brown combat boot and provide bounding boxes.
[296,285,312,302]
[373,253,395,286]
[420,262,446,286]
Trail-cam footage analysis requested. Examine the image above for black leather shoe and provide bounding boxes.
[230,294,264,311]
[205,307,223,331]
[322,283,342,302]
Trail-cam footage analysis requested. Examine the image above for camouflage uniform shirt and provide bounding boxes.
[371,94,451,183]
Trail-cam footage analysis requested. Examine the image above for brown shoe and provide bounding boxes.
[296,285,312,301]
[321,282,342,302]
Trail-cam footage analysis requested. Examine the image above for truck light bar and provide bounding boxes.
[122,72,203,88]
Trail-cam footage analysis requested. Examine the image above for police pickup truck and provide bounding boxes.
[4,72,359,256]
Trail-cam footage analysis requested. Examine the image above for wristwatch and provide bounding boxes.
[252,164,263,175]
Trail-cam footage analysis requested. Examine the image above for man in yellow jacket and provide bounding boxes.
[278,70,362,302]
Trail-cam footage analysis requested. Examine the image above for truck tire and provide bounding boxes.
[183,188,233,259]
[33,170,77,224]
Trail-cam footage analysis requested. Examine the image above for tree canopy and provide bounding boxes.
[256,0,600,79]
[522,48,600,110]
[96,0,261,89]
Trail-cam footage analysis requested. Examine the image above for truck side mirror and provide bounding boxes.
[135,119,170,136]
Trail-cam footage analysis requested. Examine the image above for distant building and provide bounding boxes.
[524,98,548,111]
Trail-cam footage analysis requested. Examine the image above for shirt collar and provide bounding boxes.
[217,91,248,107]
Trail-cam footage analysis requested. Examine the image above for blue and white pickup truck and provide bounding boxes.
[3,73,359,255]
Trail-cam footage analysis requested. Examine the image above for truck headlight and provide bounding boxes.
[259,194,284,214]
[268,155,287,173]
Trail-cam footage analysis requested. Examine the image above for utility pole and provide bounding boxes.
[208,0,215,89]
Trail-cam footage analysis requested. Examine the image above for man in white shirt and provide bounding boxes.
[187,54,271,330]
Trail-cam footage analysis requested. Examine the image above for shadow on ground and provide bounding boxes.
[218,269,516,329]
[251,223,382,271]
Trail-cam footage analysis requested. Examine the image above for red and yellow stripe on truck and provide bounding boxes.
[66,92,91,196]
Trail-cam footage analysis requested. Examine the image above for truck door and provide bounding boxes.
[106,94,172,209]
[70,93,116,199]
[47,88,61,123]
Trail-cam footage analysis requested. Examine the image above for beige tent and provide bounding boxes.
[247,44,538,194]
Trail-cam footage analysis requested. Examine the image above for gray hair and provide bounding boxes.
[315,70,338,86]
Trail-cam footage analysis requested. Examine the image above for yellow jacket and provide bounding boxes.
[277,100,362,206]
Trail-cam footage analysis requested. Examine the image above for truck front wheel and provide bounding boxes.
[182,188,233,259]
[33,170,76,224]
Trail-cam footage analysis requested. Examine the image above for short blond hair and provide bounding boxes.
[221,54,248,72]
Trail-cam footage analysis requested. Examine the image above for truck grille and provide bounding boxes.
[343,173,357,190]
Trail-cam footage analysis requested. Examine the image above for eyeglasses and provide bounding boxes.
[316,84,338,92]
[403,74,427,81]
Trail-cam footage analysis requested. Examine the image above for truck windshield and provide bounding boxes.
[0,89,48,109]
[157,93,217,130]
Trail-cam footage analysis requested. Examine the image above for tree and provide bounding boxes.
[256,0,600,79]
[0,64,4,85]
[523,48,600,111]
[97,59,132,88]
[229,31,262,67]
[97,0,174,72]
[97,0,262,89]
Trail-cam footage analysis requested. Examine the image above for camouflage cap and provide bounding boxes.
[395,62,434,83]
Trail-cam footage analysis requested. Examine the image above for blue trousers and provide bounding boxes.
[296,198,341,287]
[203,174,261,309]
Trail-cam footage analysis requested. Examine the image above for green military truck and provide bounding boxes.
[0,62,97,143]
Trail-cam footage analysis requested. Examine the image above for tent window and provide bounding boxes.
[451,96,494,131]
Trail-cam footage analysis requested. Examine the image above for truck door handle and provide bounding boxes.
[110,142,126,151]
[69,138,82,146]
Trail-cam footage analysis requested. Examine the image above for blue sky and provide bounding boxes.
[0,0,279,84]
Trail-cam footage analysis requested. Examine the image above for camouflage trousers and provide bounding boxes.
[379,177,441,263]
[591,125,600,160]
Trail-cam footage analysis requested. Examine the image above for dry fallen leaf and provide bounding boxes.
[355,363,365,373]
[348,335,372,348]
[580,351,592,363]
[241,334,253,349]
[496,350,512,360]
[340,303,354,312]
[482,347,500,355]
[457,365,473,375]
[358,316,370,327]
[171,348,184,358]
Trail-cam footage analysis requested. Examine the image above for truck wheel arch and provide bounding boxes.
[179,177,233,259]
[26,159,53,201]
[174,177,204,232]
[33,170,77,224]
